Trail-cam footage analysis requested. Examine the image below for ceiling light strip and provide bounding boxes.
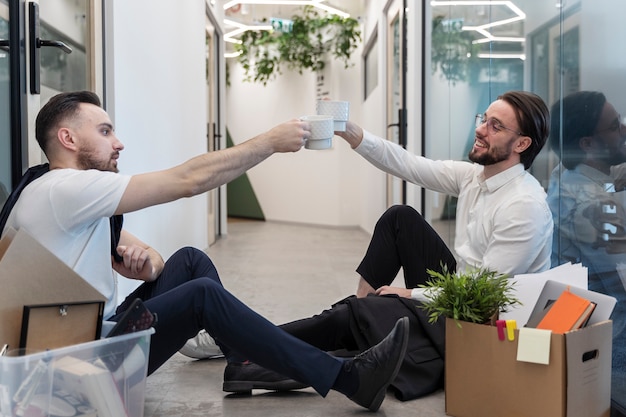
[431,0,526,47]
[472,36,524,44]
[477,53,525,60]
[223,1,350,18]
[225,51,243,58]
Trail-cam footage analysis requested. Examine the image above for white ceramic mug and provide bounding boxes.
[316,100,350,131]
[300,115,334,150]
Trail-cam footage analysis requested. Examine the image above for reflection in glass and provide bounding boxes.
[426,1,626,413]
[40,24,87,92]
[548,91,626,411]
[38,0,89,97]
[0,4,10,207]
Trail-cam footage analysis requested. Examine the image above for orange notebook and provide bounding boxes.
[535,289,594,334]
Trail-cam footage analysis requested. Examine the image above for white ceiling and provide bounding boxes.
[224,0,366,25]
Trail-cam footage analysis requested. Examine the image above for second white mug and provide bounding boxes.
[300,115,334,150]
[316,100,350,131]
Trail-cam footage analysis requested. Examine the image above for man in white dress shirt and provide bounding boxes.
[223,90,553,402]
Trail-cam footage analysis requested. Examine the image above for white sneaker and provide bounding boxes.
[179,330,224,359]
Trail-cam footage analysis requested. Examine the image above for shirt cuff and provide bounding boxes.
[411,287,440,302]
[410,287,428,302]
[354,130,378,155]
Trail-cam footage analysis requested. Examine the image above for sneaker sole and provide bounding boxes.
[223,380,309,394]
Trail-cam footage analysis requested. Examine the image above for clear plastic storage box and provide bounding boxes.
[0,328,153,417]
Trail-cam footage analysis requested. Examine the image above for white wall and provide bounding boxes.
[224,0,428,234]
[225,23,371,228]
[358,0,388,233]
[103,0,625,250]
[105,0,208,297]
[358,0,402,231]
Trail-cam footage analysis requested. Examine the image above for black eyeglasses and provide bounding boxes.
[595,114,626,136]
[475,114,523,136]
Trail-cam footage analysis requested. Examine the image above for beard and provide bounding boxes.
[468,138,516,166]
[605,147,626,167]
[77,148,119,173]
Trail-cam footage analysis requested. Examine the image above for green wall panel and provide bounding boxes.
[226,130,265,220]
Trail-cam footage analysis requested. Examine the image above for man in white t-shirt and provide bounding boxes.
[1,91,410,412]
[225,91,553,401]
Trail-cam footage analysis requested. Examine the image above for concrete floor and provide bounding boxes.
[143,219,448,417]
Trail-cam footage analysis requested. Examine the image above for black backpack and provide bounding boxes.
[0,163,124,262]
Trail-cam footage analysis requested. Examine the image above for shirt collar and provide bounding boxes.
[478,163,525,192]
[574,164,612,186]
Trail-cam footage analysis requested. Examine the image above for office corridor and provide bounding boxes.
[143,219,447,416]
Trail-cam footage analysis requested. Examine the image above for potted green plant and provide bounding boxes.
[419,265,520,327]
[234,6,361,85]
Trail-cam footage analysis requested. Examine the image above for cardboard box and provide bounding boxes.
[0,228,106,350]
[445,318,612,417]
[0,328,153,417]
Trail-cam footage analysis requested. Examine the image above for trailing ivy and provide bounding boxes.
[234,6,361,85]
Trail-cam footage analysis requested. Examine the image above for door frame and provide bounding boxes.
[384,0,408,206]
[8,0,27,188]
[7,0,102,187]
[205,3,225,241]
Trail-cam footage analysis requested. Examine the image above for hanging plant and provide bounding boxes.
[234,6,361,85]
[431,15,480,84]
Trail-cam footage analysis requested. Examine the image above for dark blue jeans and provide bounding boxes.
[112,247,342,396]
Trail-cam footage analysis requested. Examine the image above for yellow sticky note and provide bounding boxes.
[505,319,517,341]
[516,327,551,365]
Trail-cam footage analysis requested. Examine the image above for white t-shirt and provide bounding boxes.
[3,169,131,319]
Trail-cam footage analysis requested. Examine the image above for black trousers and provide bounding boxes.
[279,205,455,400]
[281,295,446,401]
[113,247,343,396]
[356,205,456,289]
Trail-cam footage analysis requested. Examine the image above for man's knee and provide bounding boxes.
[171,246,206,260]
[378,205,423,228]
[188,277,223,293]
[383,204,419,219]
[169,246,218,275]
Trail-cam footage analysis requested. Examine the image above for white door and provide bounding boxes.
[205,9,224,245]
[1,0,100,189]
[33,0,102,163]
[385,0,407,206]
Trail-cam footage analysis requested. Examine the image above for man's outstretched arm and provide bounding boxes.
[116,119,310,215]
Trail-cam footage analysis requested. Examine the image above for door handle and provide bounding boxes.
[387,109,407,148]
[29,2,72,94]
[0,40,8,52]
[38,39,72,54]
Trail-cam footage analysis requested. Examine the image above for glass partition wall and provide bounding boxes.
[0,1,10,207]
[424,1,625,413]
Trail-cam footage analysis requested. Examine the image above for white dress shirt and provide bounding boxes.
[355,130,553,300]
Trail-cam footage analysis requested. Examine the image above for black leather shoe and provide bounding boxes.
[223,361,310,394]
[347,316,409,411]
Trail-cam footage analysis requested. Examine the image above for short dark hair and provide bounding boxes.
[498,91,550,170]
[35,91,102,155]
[549,91,606,170]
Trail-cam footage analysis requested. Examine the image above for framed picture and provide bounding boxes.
[20,301,104,351]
